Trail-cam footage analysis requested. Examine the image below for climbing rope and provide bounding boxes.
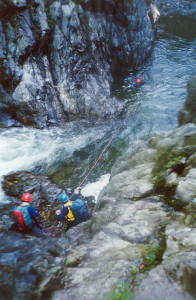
[68,120,126,200]
[80,122,125,187]
[46,86,143,235]
[67,96,144,202]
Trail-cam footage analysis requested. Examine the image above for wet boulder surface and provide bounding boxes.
[51,123,196,300]
[0,231,69,300]
[0,0,158,127]
[1,122,196,300]
[2,171,64,205]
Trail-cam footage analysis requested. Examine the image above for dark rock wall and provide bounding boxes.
[0,0,158,127]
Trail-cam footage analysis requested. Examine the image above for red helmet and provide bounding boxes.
[21,193,32,202]
[135,78,142,85]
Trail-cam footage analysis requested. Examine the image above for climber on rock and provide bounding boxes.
[10,192,46,236]
[55,188,91,228]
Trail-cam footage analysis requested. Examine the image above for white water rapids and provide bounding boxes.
[0,123,111,202]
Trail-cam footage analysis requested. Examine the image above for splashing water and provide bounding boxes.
[0,123,110,202]
[81,174,110,201]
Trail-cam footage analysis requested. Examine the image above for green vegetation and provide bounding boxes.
[152,175,177,197]
[130,267,138,276]
[51,266,61,275]
[64,259,74,267]
[106,243,162,300]
[152,151,187,199]
[139,244,161,271]
[64,258,81,268]
[152,175,164,186]
[184,213,196,226]
[50,161,78,186]
[153,152,186,176]
[165,155,184,170]
[106,282,134,300]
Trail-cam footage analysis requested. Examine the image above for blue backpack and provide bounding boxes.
[12,206,33,231]
[71,199,91,221]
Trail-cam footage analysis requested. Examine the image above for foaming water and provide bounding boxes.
[0,123,109,201]
[81,174,110,201]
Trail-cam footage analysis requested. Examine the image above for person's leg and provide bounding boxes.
[31,225,48,237]
[9,223,20,232]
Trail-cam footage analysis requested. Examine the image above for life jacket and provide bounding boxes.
[64,199,90,223]
[63,201,75,222]
[12,205,33,231]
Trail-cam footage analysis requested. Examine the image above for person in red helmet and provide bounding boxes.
[10,192,42,235]
[134,78,143,85]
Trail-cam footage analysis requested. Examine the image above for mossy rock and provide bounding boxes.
[139,244,163,271]
[106,282,134,300]
[153,152,187,177]
[184,213,196,226]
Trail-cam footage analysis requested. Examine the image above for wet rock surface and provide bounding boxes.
[134,219,196,300]
[0,231,69,300]
[1,122,196,300]
[49,123,196,300]
[2,171,65,230]
[0,0,158,127]
[3,171,64,205]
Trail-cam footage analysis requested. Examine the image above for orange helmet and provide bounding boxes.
[21,193,32,202]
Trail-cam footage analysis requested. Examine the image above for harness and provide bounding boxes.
[63,201,75,222]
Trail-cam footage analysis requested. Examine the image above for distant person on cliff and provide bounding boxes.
[55,189,91,228]
[10,192,44,236]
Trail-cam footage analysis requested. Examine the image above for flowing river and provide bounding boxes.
[0,12,195,202]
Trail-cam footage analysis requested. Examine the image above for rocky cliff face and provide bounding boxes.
[0,0,158,128]
[53,123,195,300]
[1,76,196,300]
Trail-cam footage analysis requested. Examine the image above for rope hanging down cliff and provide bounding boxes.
[70,91,143,199]
[69,120,126,200]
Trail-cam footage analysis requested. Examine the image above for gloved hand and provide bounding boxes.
[74,187,81,194]
[55,209,61,216]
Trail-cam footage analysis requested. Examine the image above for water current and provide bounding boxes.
[0,13,195,202]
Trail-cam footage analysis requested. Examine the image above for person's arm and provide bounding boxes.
[71,194,78,201]
[28,206,40,217]
[56,206,69,221]
[71,188,81,201]
[28,206,43,228]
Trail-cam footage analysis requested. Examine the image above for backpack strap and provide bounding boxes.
[63,201,75,222]
[66,207,75,222]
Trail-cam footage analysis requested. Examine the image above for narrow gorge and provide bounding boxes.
[0,1,195,300]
